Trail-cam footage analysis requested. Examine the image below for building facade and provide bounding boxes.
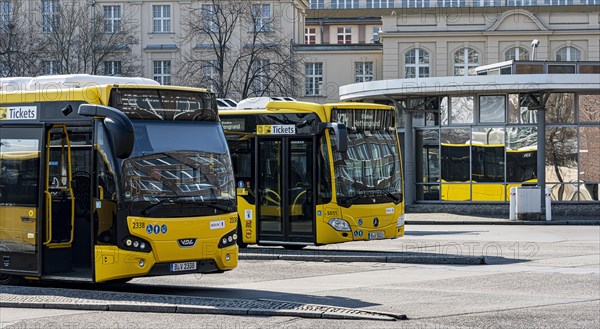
[298,1,600,102]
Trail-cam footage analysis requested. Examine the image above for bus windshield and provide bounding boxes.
[331,109,403,205]
[123,121,236,217]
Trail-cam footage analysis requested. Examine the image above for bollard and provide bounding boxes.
[545,187,552,221]
[509,187,517,221]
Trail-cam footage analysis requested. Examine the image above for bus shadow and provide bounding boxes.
[4,281,379,310]
[404,230,485,236]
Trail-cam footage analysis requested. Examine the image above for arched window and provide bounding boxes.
[505,47,530,61]
[404,48,430,78]
[556,46,581,61]
[454,48,479,76]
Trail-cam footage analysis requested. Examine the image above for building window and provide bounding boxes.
[544,0,574,4]
[401,0,431,6]
[355,62,374,83]
[0,1,12,32]
[305,27,316,44]
[42,0,60,33]
[202,4,218,33]
[42,60,61,75]
[152,5,171,33]
[556,46,582,61]
[309,0,325,9]
[580,0,599,4]
[404,48,430,78]
[473,0,502,6]
[103,61,122,76]
[331,0,360,9]
[337,27,352,44]
[103,5,121,33]
[505,47,530,61]
[305,63,323,96]
[454,48,479,76]
[439,0,465,6]
[201,60,219,91]
[507,0,536,5]
[367,0,395,8]
[251,59,269,94]
[252,4,270,33]
[153,60,171,85]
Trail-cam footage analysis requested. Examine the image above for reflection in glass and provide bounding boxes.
[440,128,471,201]
[579,127,600,183]
[579,184,599,201]
[547,183,579,201]
[545,93,575,123]
[416,184,440,201]
[480,95,505,123]
[416,130,440,183]
[545,127,578,183]
[472,128,505,183]
[578,94,600,123]
[506,127,537,183]
[440,97,448,126]
[450,96,473,124]
[509,94,538,124]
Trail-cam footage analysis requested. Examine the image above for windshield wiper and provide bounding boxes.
[141,196,188,216]
[195,200,235,213]
[339,195,364,208]
[141,197,235,216]
[386,192,403,204]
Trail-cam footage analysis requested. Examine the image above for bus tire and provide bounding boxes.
[237,220,248,248]
[0,273,21,285]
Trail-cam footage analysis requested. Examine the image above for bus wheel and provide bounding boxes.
[0,273,20,285]
[237,221,248,248]
[283,245,306,250]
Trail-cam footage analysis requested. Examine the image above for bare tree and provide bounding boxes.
[0,1,43,77]
[179,0,302,99]
[37,0,140,76]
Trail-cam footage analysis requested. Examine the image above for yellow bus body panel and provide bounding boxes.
[442,180,539,201]
[0,206,37,250]
[94,212,239,282]
[316,202,404,245]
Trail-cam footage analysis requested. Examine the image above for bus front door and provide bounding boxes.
[0,126,44,282]
[257,137,315,245]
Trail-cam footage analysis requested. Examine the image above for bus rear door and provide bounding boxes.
[0,126,44,281]
[256,136,316,245]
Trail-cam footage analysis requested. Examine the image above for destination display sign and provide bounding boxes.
[331,109,395,131]
[221,118,246,131]
[256,124,296,135]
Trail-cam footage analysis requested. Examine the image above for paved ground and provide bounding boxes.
[1,222,599,328]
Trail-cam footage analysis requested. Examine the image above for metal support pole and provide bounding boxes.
[403,110,414,206]
[545,188,552,221]
[536,105,546,209]
[509,187,517,221]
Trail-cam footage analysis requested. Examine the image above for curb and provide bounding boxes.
[406,220,600,225]
[239,250,486,265]
[0,287,407,322]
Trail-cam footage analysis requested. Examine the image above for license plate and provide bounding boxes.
[170,261,197,272]
[368,231,385,240]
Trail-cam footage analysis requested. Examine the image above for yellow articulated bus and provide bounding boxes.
[220,98,404,248]
[439,143,537,201]
[0,75,238,284]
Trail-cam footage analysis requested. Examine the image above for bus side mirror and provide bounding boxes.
[319,122,347,153]
[78,104,135,159]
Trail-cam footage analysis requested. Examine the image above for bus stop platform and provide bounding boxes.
[404,213,600,225]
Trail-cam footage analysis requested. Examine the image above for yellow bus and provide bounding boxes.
[438,143,537,201]
[220,98,404,248]
[0,75,238,284]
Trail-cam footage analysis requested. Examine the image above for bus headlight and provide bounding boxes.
[121,236,151,253]
[218,230,238,248]
[397,215,405,227]
[328,218,351,232]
